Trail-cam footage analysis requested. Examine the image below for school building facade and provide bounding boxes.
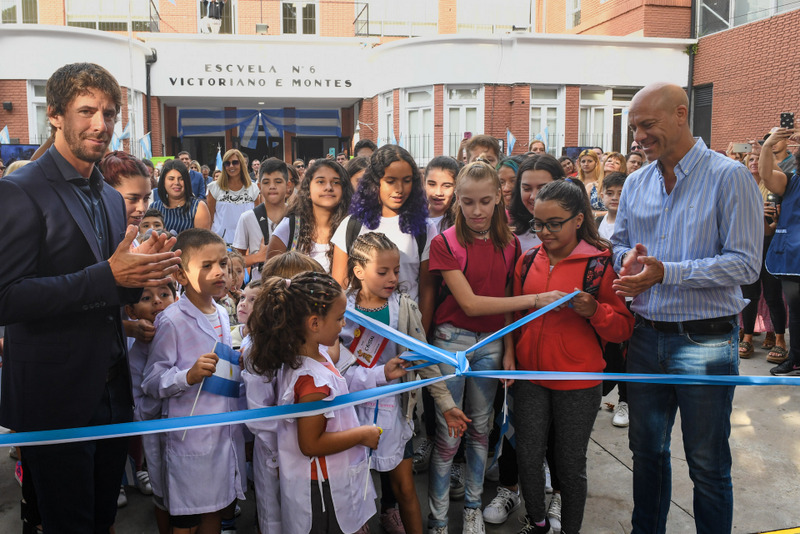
[0,0,796,166]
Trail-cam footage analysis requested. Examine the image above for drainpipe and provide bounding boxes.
[145,49,157,141]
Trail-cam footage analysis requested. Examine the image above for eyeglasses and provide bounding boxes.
[530,212,579,233]
[223,160,240,168]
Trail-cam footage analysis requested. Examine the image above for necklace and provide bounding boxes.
[356,301,388,312]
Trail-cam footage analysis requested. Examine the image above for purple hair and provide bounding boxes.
[348,144,428,237]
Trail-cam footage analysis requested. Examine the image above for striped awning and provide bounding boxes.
[178,108,342,148]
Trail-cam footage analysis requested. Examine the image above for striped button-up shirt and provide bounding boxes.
[611,138,762,322]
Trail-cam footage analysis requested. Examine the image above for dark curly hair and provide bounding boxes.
[247,272,344,379]
[158,159,195,211]
[286,159,353,269]
[509,154,564,235]
[349,145,428,237]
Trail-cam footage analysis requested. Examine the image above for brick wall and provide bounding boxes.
[481,85,531,155]
[357,96,378,143]
[237,0,280,35]
[39,0,65,25]
[320,1,354,37]
[392,89,400,143]
[433,84,444,155]
[564,85,580,146]
[159,0,197,34]
[144,95,165,157]
[0,80,30,144]
[438,0,457,34]
[542,0,691,38]
[693,9,800,150]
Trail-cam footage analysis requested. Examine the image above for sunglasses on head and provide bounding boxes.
[223,159,240,167]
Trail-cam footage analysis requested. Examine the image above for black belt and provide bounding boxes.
[634,314,735,335]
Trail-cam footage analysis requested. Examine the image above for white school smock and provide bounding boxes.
[129,339,166,500]
[142,297,247,516]
[276,353,376,534]
[241,335,282,534]
[340,291,414,472]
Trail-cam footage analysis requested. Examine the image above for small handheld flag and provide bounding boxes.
[0,126,9,145]
[203,343,243,398]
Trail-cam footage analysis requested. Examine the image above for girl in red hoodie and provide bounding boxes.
[512,179,633,534]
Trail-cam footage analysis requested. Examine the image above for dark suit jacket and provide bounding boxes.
[0,149,140,432]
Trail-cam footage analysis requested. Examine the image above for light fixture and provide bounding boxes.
[258,101,265,105]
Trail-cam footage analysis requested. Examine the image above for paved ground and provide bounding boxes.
[1,337,799,533]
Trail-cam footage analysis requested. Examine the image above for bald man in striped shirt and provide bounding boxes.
[611,83,762,534]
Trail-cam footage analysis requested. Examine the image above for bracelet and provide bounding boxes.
[534,294,539,309]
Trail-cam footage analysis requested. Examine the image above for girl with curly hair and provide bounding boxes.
[265,159,354,272]
[246,272,407,534]
[330,145,432,307]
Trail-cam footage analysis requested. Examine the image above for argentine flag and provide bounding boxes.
[215,147,223,172]
[0,126,9,144]
[506,128,516,156]
[202,343,243,398]
[139,133,152,159]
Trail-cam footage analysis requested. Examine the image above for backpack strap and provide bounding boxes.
[252,203,271,243]
[288,215,300,252]
[582,255,611,296]
[415,231,426,261]
[345,217,362,254]
[519,246,541,289]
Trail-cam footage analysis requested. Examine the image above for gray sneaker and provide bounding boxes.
[413,438,434,473]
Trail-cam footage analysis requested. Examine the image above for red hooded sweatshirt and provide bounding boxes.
[513,240,633,391]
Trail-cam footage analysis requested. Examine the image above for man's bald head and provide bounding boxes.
[628,83,695,165]
[631,83,689,115]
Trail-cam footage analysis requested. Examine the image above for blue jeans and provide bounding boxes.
[427,324,502,528]
[627,320,738,534]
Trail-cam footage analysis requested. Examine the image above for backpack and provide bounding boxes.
[284,215,302,252]
[518,245,610,297]
[252,203,272,243]
[435,226,520,308]
[344,217,427,259]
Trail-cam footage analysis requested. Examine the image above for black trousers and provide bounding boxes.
[22,371,132,534]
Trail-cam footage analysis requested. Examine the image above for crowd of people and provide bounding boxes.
[0,63,798,534]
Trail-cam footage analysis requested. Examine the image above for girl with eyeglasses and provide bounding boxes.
[512,179,632,534]
[508,154,566,254]
[207,149,260,244]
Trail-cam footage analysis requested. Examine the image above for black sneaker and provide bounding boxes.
[517,515,550,534]
[770,360,800,376]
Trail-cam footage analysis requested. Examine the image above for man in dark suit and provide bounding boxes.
[0,63,181,533]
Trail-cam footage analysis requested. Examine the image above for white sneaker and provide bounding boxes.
[463,507,486,534]
[544,460,553,494]
[547,493,562,532]
[135,470,153,495]
[483,486,521,524]
[117,486,128,508]
[428,526,447,534]
[612,401,629,427]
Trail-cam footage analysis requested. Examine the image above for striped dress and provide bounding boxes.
[150,197,200,235]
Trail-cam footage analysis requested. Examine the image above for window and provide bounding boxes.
[27,80,49,145]
[579,88,611,150]
[698,0,799,36]
[199,0,235,34]
[1,0,37,23]
[282,1,316,35]
[66,0,149,31]
[126,89,146,158]
[402,87,433,166]
[444,86,483,157]
[566,0,581,28]
[692,85,713,147]
[529,87,562,156]
[378,92,394,146]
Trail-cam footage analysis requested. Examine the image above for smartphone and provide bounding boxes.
[781,112,795,130]
[765,193,782,224]
[731,142,752,153]
[464,132,472,140]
